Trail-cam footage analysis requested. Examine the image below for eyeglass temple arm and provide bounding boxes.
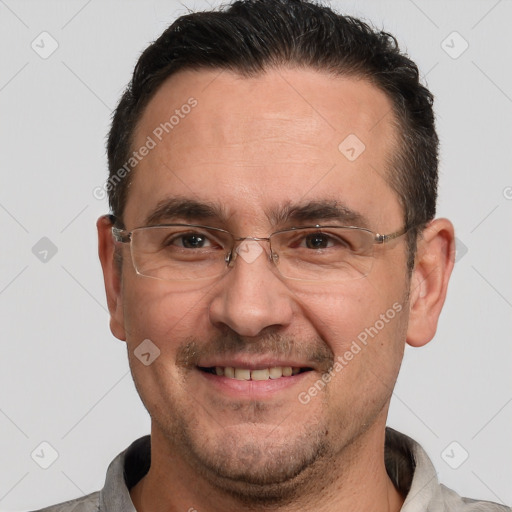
[374,226,409,244]
[106,214,130,243]
[111,227,130,243]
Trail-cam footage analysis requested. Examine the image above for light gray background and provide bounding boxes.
[1,0,511,510]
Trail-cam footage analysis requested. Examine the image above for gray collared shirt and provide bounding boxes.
[33,428,510,512]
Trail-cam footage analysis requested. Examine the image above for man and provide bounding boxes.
[37,0,509,510]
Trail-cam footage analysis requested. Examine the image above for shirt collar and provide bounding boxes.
[384,427,443,510]
[99,428,440,511]
[99,436,150,511]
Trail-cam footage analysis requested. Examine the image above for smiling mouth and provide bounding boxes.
[198,366,313,381]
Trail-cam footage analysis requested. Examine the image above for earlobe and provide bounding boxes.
[97,215,127,341]
[406,218,455,348]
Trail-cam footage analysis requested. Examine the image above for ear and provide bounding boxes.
[406,218,455,348]
[97,215,126,341]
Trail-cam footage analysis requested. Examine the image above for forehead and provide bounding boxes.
[125,67,402,231]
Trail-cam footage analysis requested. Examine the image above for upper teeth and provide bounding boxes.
[215,366,300,380]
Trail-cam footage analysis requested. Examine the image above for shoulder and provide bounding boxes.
[30,491,100,512]
[385,428,510,512]
[438,484,511,512]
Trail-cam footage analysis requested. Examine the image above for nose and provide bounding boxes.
[208,240,295,337]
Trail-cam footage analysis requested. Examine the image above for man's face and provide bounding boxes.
[115,68,411,495]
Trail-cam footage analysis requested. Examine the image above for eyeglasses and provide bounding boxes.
[112,223,408,283]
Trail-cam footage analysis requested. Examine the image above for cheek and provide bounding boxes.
[121,277,213,354]
[121,281,216,412]
[293,281,407,380]
[292,283,389,346]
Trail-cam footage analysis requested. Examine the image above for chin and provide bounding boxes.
[192,436,330,504]
[160,414,331,504]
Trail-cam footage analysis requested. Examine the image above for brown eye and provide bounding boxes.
[179,233,208,249]
[302,232,350,250]
[305,233,331,249]
[164,231,214,249]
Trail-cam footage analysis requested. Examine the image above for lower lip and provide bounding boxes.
[196,368,312,399]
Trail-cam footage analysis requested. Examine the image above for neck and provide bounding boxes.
[130,422,405,512]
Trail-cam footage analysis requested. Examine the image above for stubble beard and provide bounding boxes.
[145,333,338,504]
[133,305,409,506]
[151,394,333,504]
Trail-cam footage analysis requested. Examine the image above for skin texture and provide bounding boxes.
[98,67,455,512]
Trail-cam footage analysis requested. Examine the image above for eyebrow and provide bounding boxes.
[142,198,369,229]
[144,198,227,226]
[270,200,370,228]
